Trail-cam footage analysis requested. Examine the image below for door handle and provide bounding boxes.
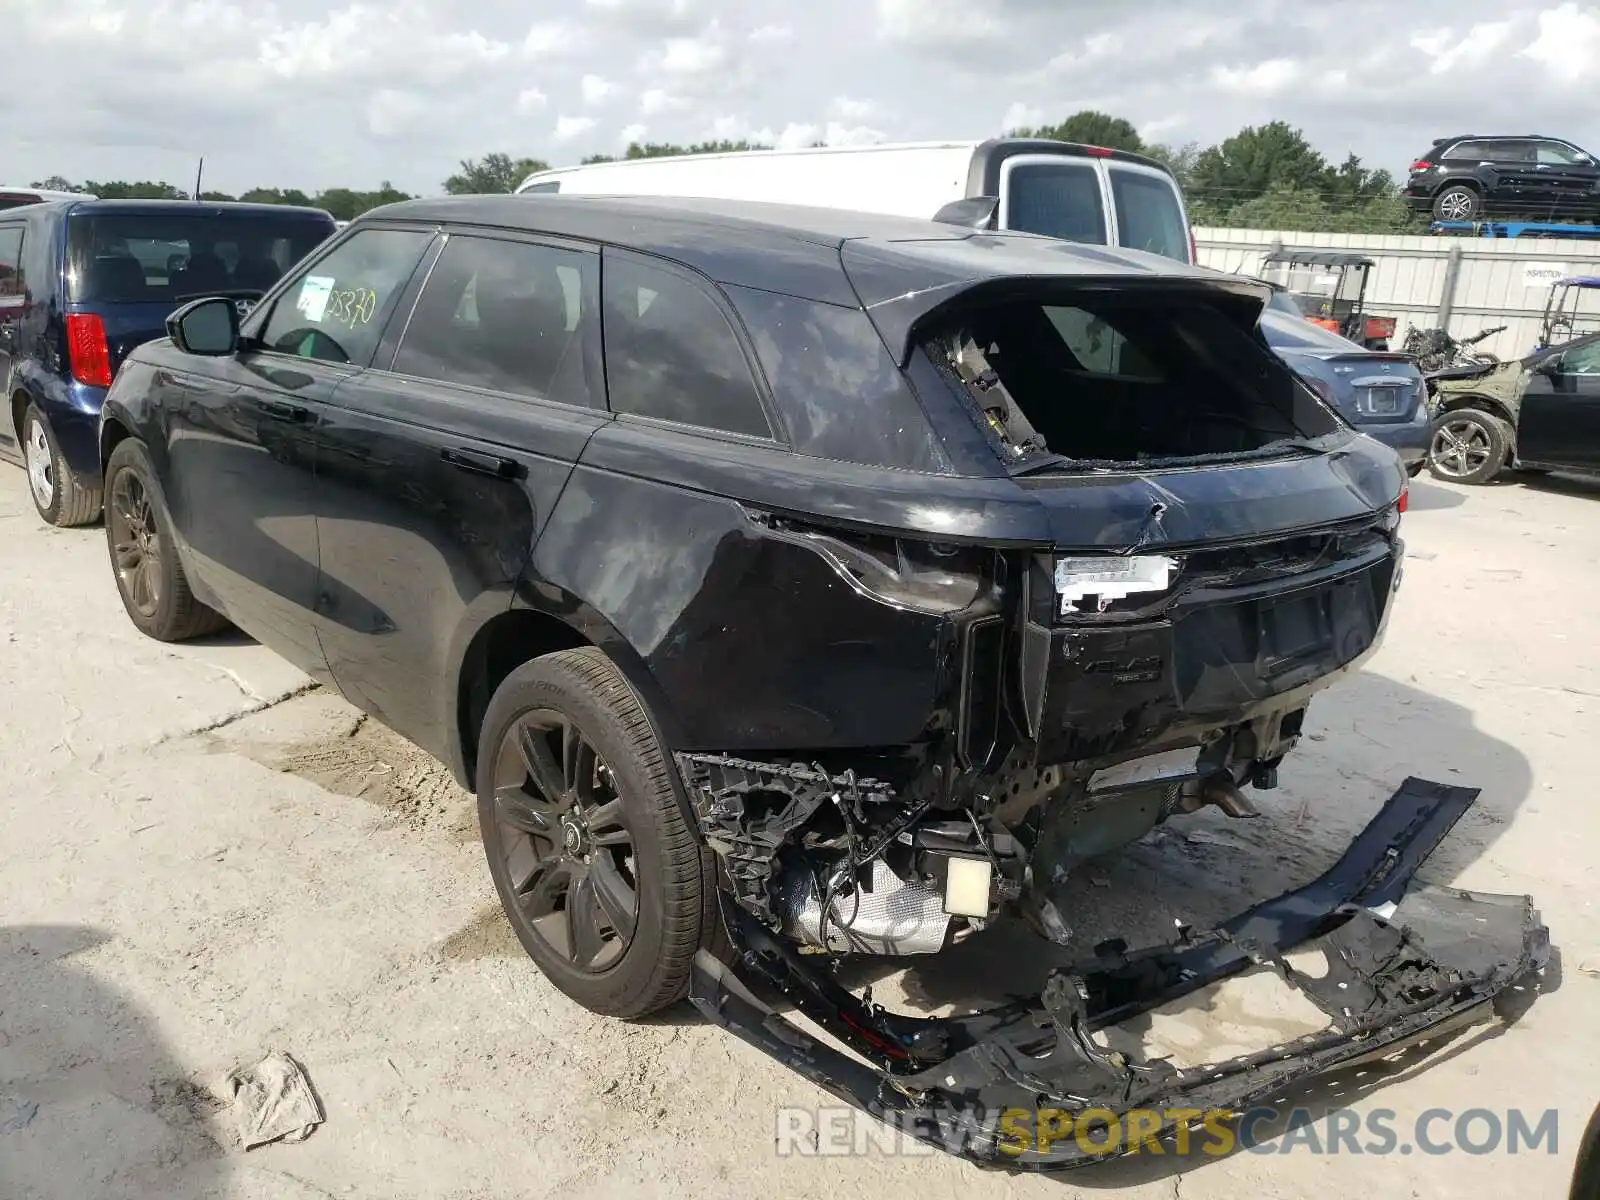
[260,399,310,423]
[441,446,519,478]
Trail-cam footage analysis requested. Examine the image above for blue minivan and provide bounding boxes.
[0,199,336,525]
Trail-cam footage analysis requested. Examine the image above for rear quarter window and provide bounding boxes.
[601,254,774,439]
[724,285,949,472]
[0,225,23,298]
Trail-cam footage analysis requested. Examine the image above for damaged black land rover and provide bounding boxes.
[98,196,1546,1169]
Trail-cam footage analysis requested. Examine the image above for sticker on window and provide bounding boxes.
[296,275,334,323]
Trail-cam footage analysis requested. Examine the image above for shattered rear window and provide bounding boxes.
[923,290,1344,470]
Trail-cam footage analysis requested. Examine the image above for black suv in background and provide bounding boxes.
[1406,135,1600,222]
[0,199,336,526]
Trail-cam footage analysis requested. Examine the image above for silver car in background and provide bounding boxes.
[1260,287,1431,475]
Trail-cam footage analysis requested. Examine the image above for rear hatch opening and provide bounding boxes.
[923,287,1347,471]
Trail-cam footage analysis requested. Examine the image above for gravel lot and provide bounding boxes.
[2,464,1597,1199]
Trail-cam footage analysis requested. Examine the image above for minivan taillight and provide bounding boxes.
[66,313,113,388]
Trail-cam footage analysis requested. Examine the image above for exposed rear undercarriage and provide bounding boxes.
[684,777,1549,1170]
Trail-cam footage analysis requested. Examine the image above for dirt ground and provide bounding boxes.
[2,465,1597,1199]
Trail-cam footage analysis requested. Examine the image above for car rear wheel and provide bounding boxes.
[23,404,99,527]
[475,647,721,1019]
[103,438,231,641]
[1428,408,1511,485]
[1433,185,1482,221]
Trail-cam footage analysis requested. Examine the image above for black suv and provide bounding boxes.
[0,199,336,526]
[93,196,1548,1170]
[1406,134,1600,222]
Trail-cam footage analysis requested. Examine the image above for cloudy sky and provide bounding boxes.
[4,0,1598,196]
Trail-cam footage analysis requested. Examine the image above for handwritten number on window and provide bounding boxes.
[326,286,379,330]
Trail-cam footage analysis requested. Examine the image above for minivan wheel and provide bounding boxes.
[476,647,719,1019]
[23,404,99,527]
[1428,408,1511,485]
[1433,184,1481,222]
[103,438,231,641]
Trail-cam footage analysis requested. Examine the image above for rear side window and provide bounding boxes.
[1485,140,1534,162]
[1445,141,1490,160]
[1003,163,1107,245]
[0,226,23,299]
[67,211,335,304]
[1109,170,1189,263]
[259,227,432,365]
[0,196,40,213]
[601,255,773,438]
[391,234,595,405]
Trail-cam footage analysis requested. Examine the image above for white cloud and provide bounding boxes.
[517,88,549,115]
[1210,58,1299,95]
[581,73,616,104]
[620,122,649,144]
[1002,101,1045,130]
[750,23,793,43]
[639,88,688,116]
[523,20,585,57]
[1411,18,1517,74]
[553,114,598,141]
[829,95,877,121]
[1520,3,1600,82]
[659,28,728,74]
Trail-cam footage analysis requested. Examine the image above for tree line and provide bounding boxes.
[29,113,1417,233]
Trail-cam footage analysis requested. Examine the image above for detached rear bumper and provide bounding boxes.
[691,777,1549,1172]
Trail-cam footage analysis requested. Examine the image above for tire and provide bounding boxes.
[1428,407,1512,486]
[1432,184,1482,222]
[22,403,99,527]
[476,647,722,1018]
[102,438,231,641]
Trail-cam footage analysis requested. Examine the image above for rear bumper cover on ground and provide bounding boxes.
[690,777,1549,1171]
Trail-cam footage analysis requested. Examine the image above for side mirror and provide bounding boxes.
[166,296,239,356]
[1535,354,1562,376]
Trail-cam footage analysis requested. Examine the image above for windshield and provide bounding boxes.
[1108,168,1190,263]
[67,211,335,304]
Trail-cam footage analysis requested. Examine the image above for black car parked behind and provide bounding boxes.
[1406,134,1600,223]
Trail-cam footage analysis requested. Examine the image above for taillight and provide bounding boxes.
[1300,375,1335,403]
[1397,484,1409,514]
[66,313,113,388]
[1410,159,1433,172]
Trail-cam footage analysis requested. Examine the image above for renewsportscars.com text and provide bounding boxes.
[774,1104,1561,1159]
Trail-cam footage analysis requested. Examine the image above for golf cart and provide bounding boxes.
[1258,249,1398,350]
[1533,275,1600,352]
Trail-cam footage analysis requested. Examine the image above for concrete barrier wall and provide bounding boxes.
[1195,227,1600,361]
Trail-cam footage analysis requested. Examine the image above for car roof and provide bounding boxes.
[50,199,334,219]
[359,193,1238,312]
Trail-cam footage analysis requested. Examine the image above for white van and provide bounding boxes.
[514,139,1196,265]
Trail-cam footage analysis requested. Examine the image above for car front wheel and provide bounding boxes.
[23,404,99,527]
[476,647,721,1018]
[1428,408,1511,485]
[103,438,231,640]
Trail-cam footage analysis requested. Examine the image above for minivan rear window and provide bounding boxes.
[1109,169,1190,263]
[1003,163,1107,246]
[67,211,335,304]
